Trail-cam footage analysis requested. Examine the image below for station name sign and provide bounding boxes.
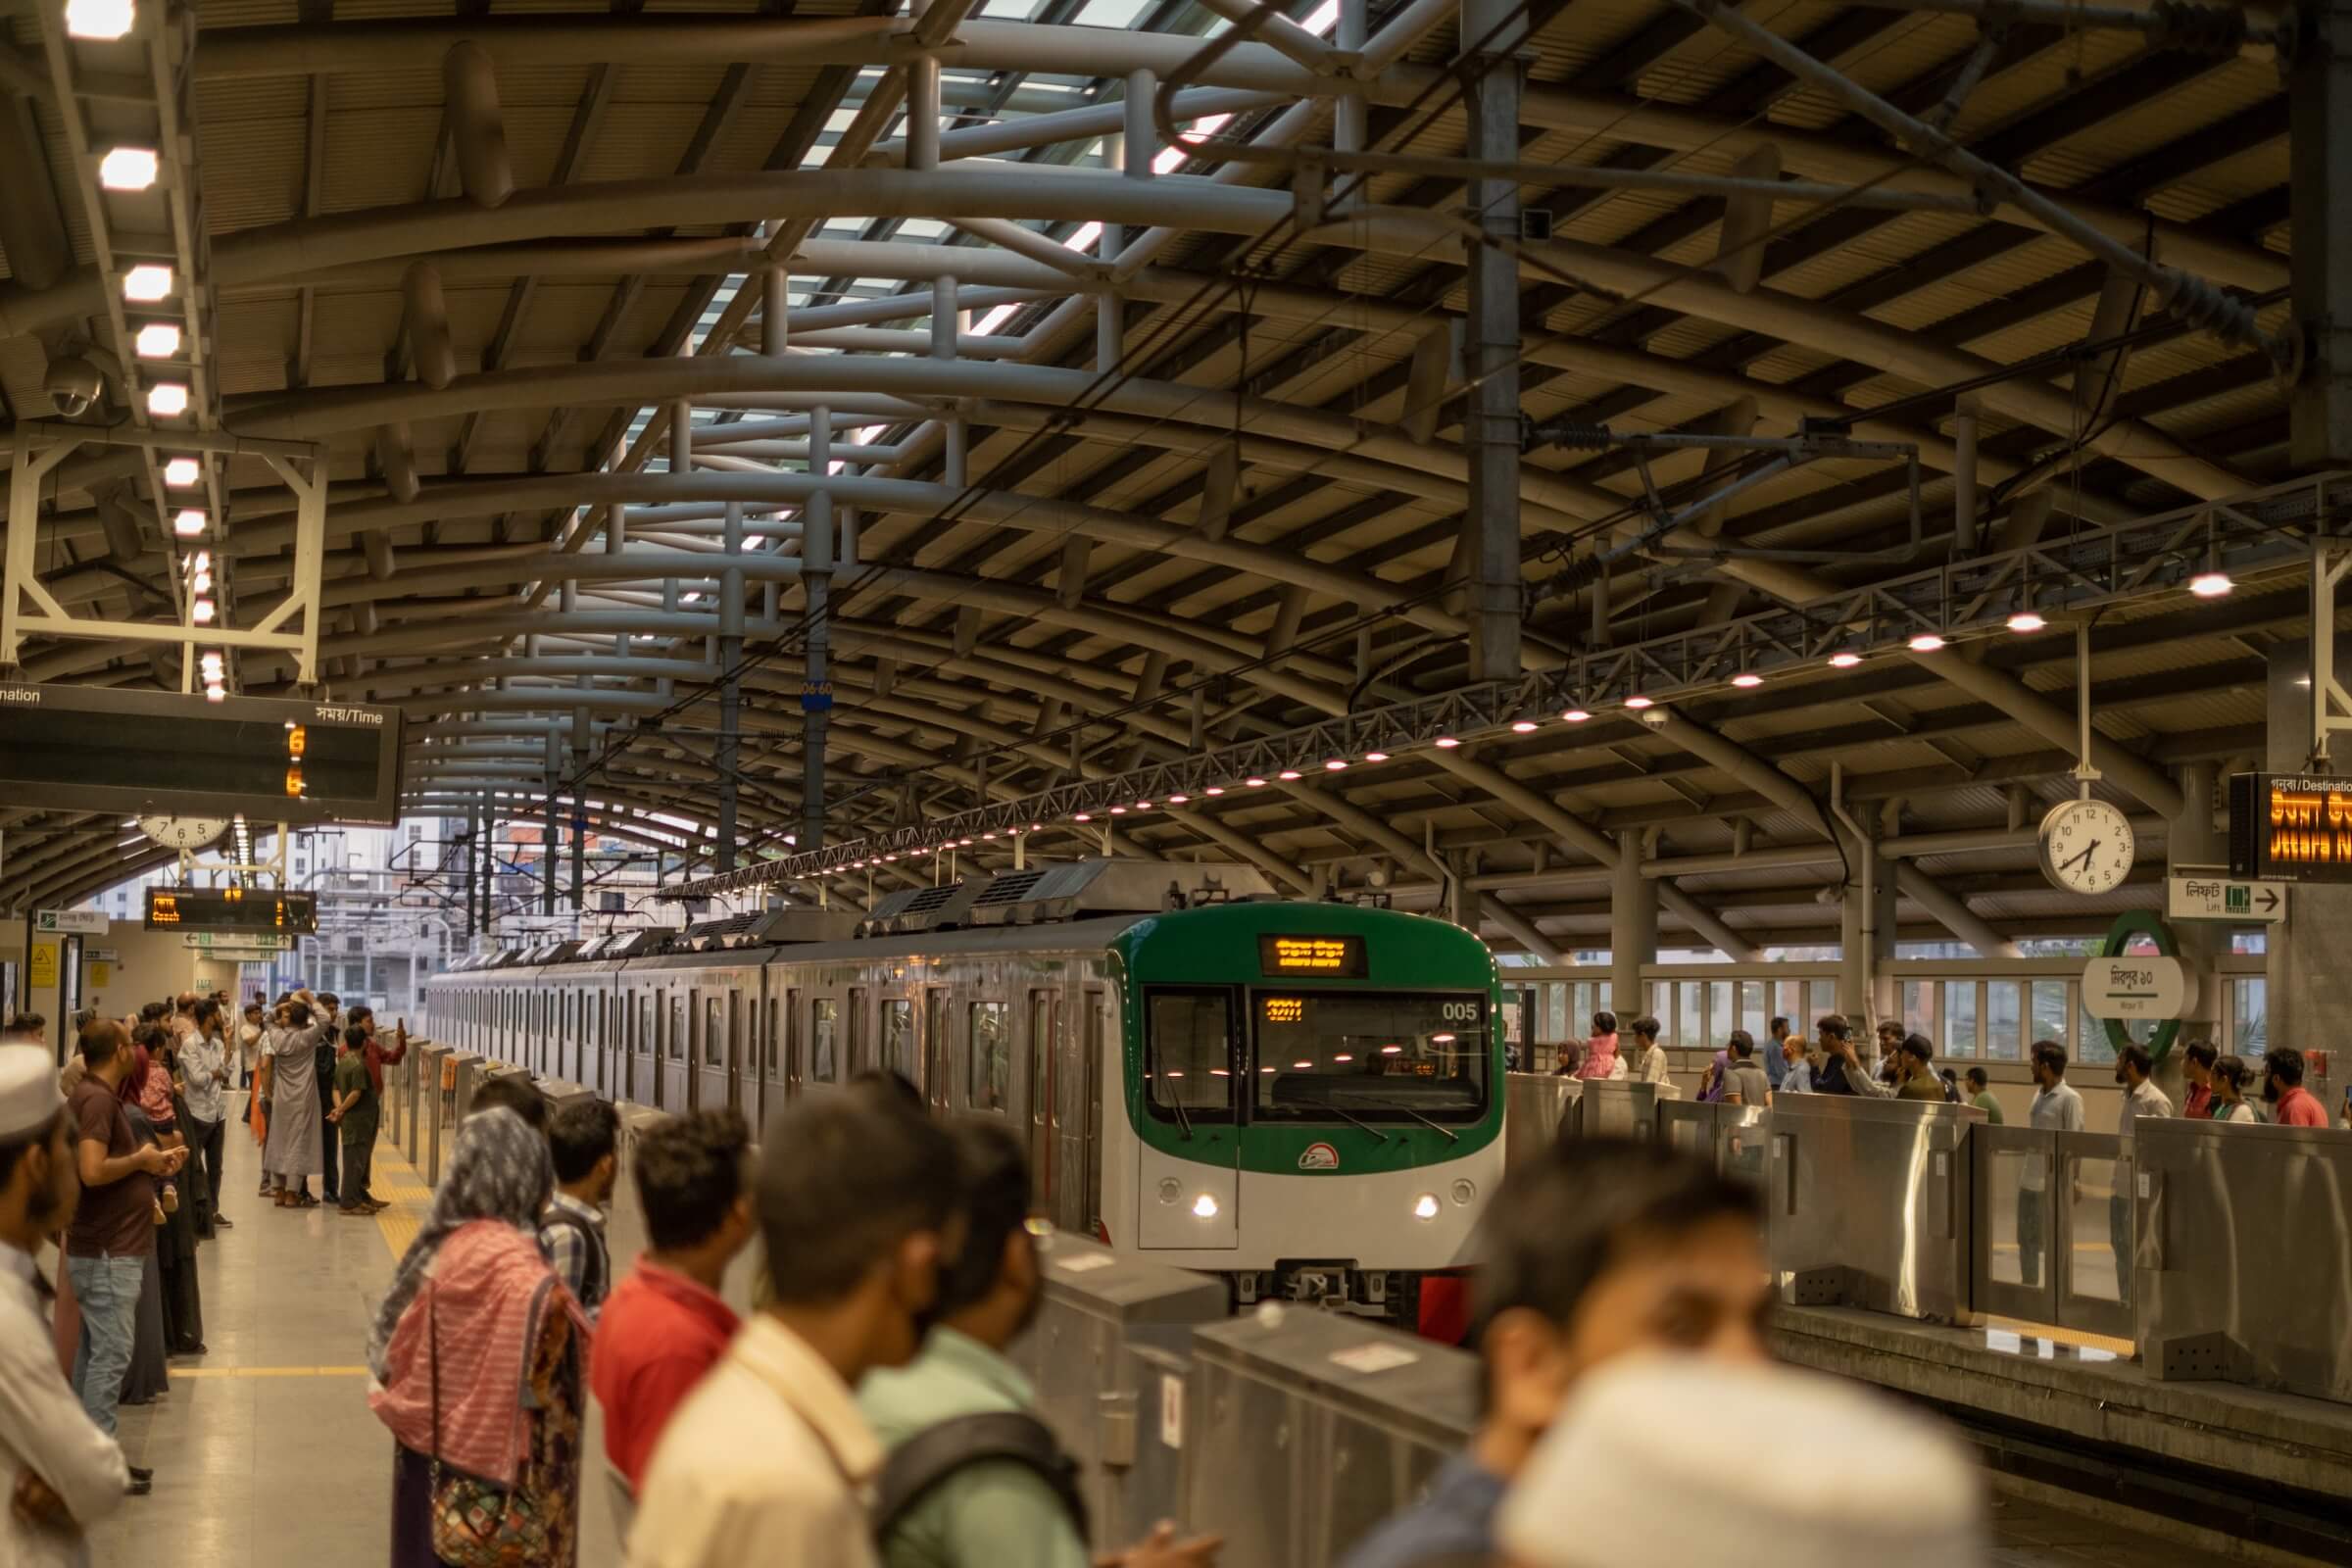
[2230,772,2352,883]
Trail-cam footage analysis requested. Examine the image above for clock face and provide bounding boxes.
[2037,799,2135,895]
[137,814,230,851]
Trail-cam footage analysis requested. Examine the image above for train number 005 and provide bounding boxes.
[1441,1002,1482,1023]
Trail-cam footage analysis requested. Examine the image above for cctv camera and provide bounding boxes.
[43,356,103,418]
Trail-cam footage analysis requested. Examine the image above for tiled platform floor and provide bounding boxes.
[76,1095,2259,1568]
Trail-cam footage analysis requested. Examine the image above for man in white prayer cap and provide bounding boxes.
[0,1045,130,1567]
[1495,1356,1984,1568]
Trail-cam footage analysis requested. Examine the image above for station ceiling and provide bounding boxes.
[0,0,2316,955]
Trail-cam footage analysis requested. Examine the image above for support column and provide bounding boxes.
[542,735,558,916]
[762,268,789,358]
[2266,642,2352,1059]
[1458,0,1525,681]
[1610,830,1657,1022]
[569,787,585,930]
[463,810,477,939]
[1836,813,1897,1029]
[933,275,958,360]
[717,500,745,872]
[2291,2,2352,465]
[801,408,834,851]
[2161,760,2227,1105]
[668,401,691,473]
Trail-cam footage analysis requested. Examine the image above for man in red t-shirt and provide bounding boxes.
[64,1019,181,1482]
[2262,1048,2329,1127]
[591,1108,756,1509]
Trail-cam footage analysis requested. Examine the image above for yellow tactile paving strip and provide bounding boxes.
[370,1132,435,1261]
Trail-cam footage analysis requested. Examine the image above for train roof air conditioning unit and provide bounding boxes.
[856,877,987,938]
[965,859,1274,926]
[747,908,860,946]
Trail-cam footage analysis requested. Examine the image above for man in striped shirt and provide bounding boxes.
[540,1100,618,1318]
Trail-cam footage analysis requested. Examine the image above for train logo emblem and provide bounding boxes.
[1298,1142,1341,1171]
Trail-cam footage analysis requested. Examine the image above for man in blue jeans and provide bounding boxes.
[66,1019,180,1492]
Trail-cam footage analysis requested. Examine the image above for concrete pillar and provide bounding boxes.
[668,401,691,472]
[906,20,941,172]
[1458,0,1525,682]
[1838,816,1898,1028]
[2266,641,2352,1059]
[1610,830,1657,1022]
[2291,3,2352,465]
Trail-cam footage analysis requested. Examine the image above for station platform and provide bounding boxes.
[74,1104,2332,1568]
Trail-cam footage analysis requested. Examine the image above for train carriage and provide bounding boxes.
[426,859,1502,1317]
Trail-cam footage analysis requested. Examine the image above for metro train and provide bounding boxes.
[423,859,1502,1317]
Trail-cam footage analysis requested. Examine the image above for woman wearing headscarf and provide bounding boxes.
[263,995,328,1208]
[114,1043,172,1405]
[369,1107,587,1568]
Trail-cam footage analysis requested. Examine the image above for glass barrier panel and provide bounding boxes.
[2065,1152,2127,1305]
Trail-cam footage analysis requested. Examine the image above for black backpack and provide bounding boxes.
[871,1412,1089,1548]
[538,1204,609,1311]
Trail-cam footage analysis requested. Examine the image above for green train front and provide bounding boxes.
[1102,901,1501,1315]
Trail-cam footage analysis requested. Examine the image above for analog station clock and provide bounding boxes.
[136,814,230,852]
[2036,798,2135,895]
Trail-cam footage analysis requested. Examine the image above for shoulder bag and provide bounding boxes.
[426,1284,555,1568]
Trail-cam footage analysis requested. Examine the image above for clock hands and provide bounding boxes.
[2057,840,2102,874]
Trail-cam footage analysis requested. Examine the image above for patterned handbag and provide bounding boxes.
[425,1288,553,1568]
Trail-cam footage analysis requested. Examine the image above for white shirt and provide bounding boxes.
[180,1032,228,1124]
[626,1315,885,1568]
[2118,1078,2173,1140]
[2021,1082,2084,1192]
[0,1242,128,1567]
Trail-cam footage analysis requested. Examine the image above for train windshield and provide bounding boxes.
[1251,990,1489,1123]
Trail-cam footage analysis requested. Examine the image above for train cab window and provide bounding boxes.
[968,1002,1009,1113]
[882,1000,914,1080]
[1252,990,1489,1123]
[1144,988,1236,1121]
[705,996,724,1065]
[810,999,839,1083]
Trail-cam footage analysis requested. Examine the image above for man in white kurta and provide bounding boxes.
[0,1046,130,1566]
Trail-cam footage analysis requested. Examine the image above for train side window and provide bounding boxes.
[786,989,803,1087]
[968,1002,1009,1112]
[849,989,870,1076]
[671,995,687,1060]
[923,990,951,1099]
[765,998,780,1077]
[882,1000,914,1080]
[1143,988,1236,1120]
[705,996,724,1065]
[810,999,839,1083]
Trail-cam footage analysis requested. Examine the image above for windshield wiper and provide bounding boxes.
[1348,1099,1460,1142]
[1318,1102,1390,1143]
[1170,1095,1194,1141]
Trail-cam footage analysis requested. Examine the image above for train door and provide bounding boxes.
[922,989,952,1112]
[760,991,780,1124]
[650,990,669,1108]
[882,1000,914,1087]
[631,990,653,1103]
[1027,989,1058,1214]
[1083,987,1107,1237]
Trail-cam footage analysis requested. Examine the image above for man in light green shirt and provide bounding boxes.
[859,1121,1217,1568]
[1963,1067,2004,1124]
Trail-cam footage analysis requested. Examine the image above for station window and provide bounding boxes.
[2029,981,2070,1053]
[1984,981,2023,1061]
[969,1002,1009,1112]
[1941,981,1979,1059]
[1144,988,1235,1121]
[810,999,838,1083]
[2230,977,2268,1054]
[882,1000,914,1080]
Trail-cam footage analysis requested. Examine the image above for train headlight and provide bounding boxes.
[1411,1193,1440,1221]
[1192,1193,1221,1219]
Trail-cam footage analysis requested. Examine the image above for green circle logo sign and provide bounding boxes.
[2098,909,2181,1062]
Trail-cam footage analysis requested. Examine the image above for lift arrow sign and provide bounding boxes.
[2167,873,2288,925]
